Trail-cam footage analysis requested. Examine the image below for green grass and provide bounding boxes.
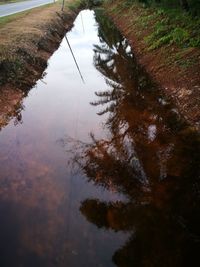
[107,0,200,50]
[67,0,103,11]
[0,2,54,26]
[166,48,199,69]
[105,0,200,70]
[67,0,83,11]
[0,0,29,5]
[0,0,83,26]
[0,10,30,25]
[136,6,200,50]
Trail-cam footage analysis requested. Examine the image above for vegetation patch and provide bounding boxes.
[104,0,200,129]
[105,0,200,52]
[0,0,25,4]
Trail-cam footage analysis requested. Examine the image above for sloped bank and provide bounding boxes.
[0,1,83,130]
[105,0,200,131]
[0,1,82,92]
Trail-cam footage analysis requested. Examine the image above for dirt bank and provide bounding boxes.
[105,0,200,131]
[0,1,81,91]
[0,1,82,129]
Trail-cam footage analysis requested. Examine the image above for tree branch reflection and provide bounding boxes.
[67,9,200,267]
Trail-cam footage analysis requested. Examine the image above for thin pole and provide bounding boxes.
[61,0,65,11]
[80,13,85,34]
[65,35,85,83]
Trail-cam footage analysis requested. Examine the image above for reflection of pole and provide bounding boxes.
[80,13,85,34]
[61,0,65,11]
[65,35,85,83]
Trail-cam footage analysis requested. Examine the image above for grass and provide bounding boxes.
[0,0,27,4]
[0,0,81,26]
[142,8,200,50]
[104,0,200,129]
[0,10,33,25]
[0,2,55,26]
[106,0,200,50]
[0,0,82,87]
[105,0,200,69]
[67,0,103,11]
[67,0,84,11]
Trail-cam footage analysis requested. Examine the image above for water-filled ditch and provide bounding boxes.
[0,9,199,267]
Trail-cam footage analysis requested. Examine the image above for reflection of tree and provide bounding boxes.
[0,72,46,131]
[76,10,200,267]
[80,199,187,267]
[79,131,200,267]
[0,88,24,131]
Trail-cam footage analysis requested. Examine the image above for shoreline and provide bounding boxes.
[0,1,81,92]
[0,0,199,131]
[105,1,200,131]
[0,1,82,130]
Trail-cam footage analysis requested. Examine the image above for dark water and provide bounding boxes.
[0,9,200,267]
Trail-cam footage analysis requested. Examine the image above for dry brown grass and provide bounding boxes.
[0,0,79,88]
[0,2,67,49]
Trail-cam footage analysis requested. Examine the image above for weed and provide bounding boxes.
[112,0,200,50]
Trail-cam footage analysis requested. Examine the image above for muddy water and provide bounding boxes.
[0,9,200,267]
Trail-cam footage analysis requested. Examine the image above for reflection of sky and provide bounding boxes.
[51,10,102,84]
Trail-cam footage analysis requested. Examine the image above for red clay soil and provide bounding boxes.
[106,1,200,131]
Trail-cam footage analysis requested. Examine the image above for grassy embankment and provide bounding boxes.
[0,0,25,4]
[104,0,200,129]
[0,0,84,128]
[0,0,83,89]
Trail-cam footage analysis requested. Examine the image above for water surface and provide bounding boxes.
[0,9,199,267]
